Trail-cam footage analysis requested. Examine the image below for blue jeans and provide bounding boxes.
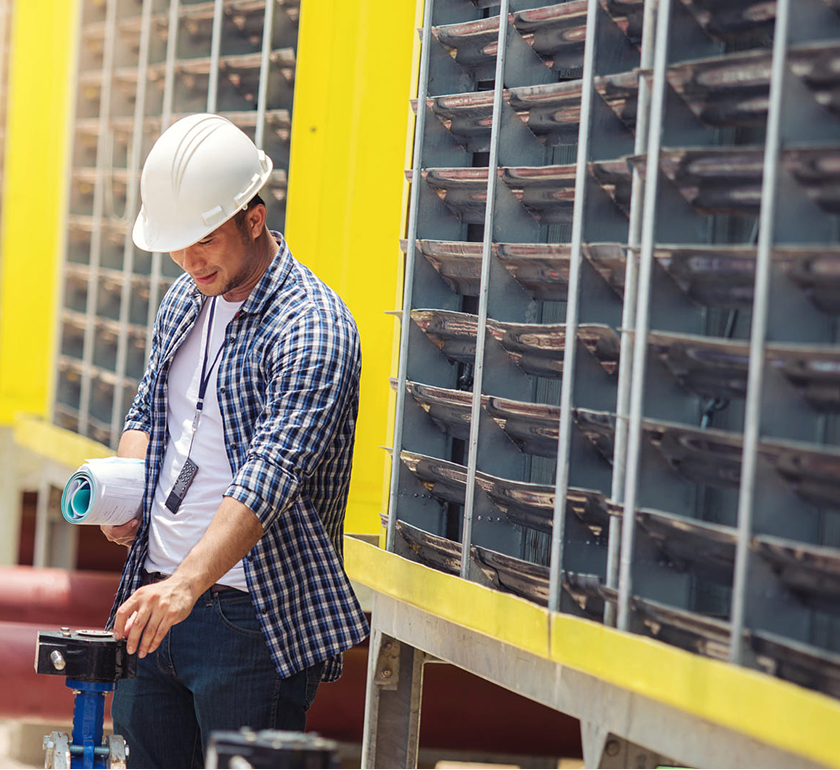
[111,588,324,769]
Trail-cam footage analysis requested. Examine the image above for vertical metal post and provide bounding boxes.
[603,0,657,626]
[34,473,78,569]
[78,0,119,433]
[206,0,225,113]
[33,472,51,568]
[729,0,791,665]
[617,0,674,632]
[52,0,83,431]
[146,0,182,353]
[0,427,20,565]
[386,0,436,553]
[160,0,181,126]
[460,0,510,579]
[547,0,600,610]
[255,0,277,150]
[0,5,20,563]
[361,626,425,769]
[111,0,155,438]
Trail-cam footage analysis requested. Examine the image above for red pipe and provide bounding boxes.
[0,567,119,721]
[0,566,119,627]
[1,620,76,720]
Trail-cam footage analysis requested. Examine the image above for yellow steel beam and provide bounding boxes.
[0,0,79,423]
[284,0,421,534]
[345,536,840,768]
[346,536,550,659]
[14,414,110,469]
[551,612,840,769]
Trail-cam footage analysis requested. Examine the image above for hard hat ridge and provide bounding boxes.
[132,113,273,253]
[171,119,218,198]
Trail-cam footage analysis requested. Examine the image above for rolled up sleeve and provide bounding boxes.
[224,306,361,530]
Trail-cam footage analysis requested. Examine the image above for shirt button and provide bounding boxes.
[219,387,226,394]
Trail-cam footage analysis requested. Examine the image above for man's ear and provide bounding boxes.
[247,203,267,237]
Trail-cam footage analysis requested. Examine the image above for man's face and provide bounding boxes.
[169,210,262,302]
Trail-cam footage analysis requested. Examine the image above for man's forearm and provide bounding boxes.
[171,496,265,597]
[117,429,149,460]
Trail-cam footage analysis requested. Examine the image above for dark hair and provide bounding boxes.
[233,193,265,227]
[232,194,266,246]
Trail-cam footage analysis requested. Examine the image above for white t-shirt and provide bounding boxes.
[145,295,249,591]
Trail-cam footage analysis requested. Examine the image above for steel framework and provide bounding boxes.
[374,0,840,765]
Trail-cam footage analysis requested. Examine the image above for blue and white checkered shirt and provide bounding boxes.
[107,232,368,681]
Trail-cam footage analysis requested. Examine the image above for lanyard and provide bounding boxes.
[187,297,225,454]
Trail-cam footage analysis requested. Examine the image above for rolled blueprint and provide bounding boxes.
[61,457,145,526]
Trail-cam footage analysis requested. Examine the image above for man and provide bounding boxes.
[101,113,368,768]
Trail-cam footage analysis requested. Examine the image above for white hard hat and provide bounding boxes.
[132,113,273,252]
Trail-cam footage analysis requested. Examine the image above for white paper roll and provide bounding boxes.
[61,457,145,526]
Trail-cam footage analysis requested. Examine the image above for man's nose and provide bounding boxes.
[172,247,204,272]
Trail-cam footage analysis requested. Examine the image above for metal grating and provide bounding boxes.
[54,0,298,448]
[388,0,840,701]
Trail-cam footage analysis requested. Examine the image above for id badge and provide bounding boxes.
[165,458,199,513]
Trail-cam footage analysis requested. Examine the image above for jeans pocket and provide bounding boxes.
[214,593,264,637]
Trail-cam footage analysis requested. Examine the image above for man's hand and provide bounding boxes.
[112,497,263,658]
[101,518,140,547]
[102,429,148,548]
[113,577,198,657]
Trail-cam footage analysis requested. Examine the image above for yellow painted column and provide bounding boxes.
[286,0,421,534]
[0,0,78,564]
[0,0,79,424]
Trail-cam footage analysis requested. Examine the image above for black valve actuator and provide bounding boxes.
[35,629,136,683]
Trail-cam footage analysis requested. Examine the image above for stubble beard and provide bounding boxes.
[196,225,259,298]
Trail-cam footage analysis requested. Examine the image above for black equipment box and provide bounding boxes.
[206,729,339,769]
[35,629,136,683]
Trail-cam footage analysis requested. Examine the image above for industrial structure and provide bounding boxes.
[1,0,840,767]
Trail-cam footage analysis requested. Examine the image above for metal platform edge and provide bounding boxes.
[345,535,837,769]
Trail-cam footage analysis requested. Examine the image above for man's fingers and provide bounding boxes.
[137,615,168,658]
[101,519,140,547]
[118,589,174,655]
[125,611,148,656]
[113,595,140,639]
[123,610,138,638]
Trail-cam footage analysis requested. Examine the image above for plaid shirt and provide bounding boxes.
[107,232,368,681]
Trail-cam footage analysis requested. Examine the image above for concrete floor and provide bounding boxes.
[0,720,63,768]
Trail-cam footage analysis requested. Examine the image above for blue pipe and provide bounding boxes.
[65,680,114,769]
